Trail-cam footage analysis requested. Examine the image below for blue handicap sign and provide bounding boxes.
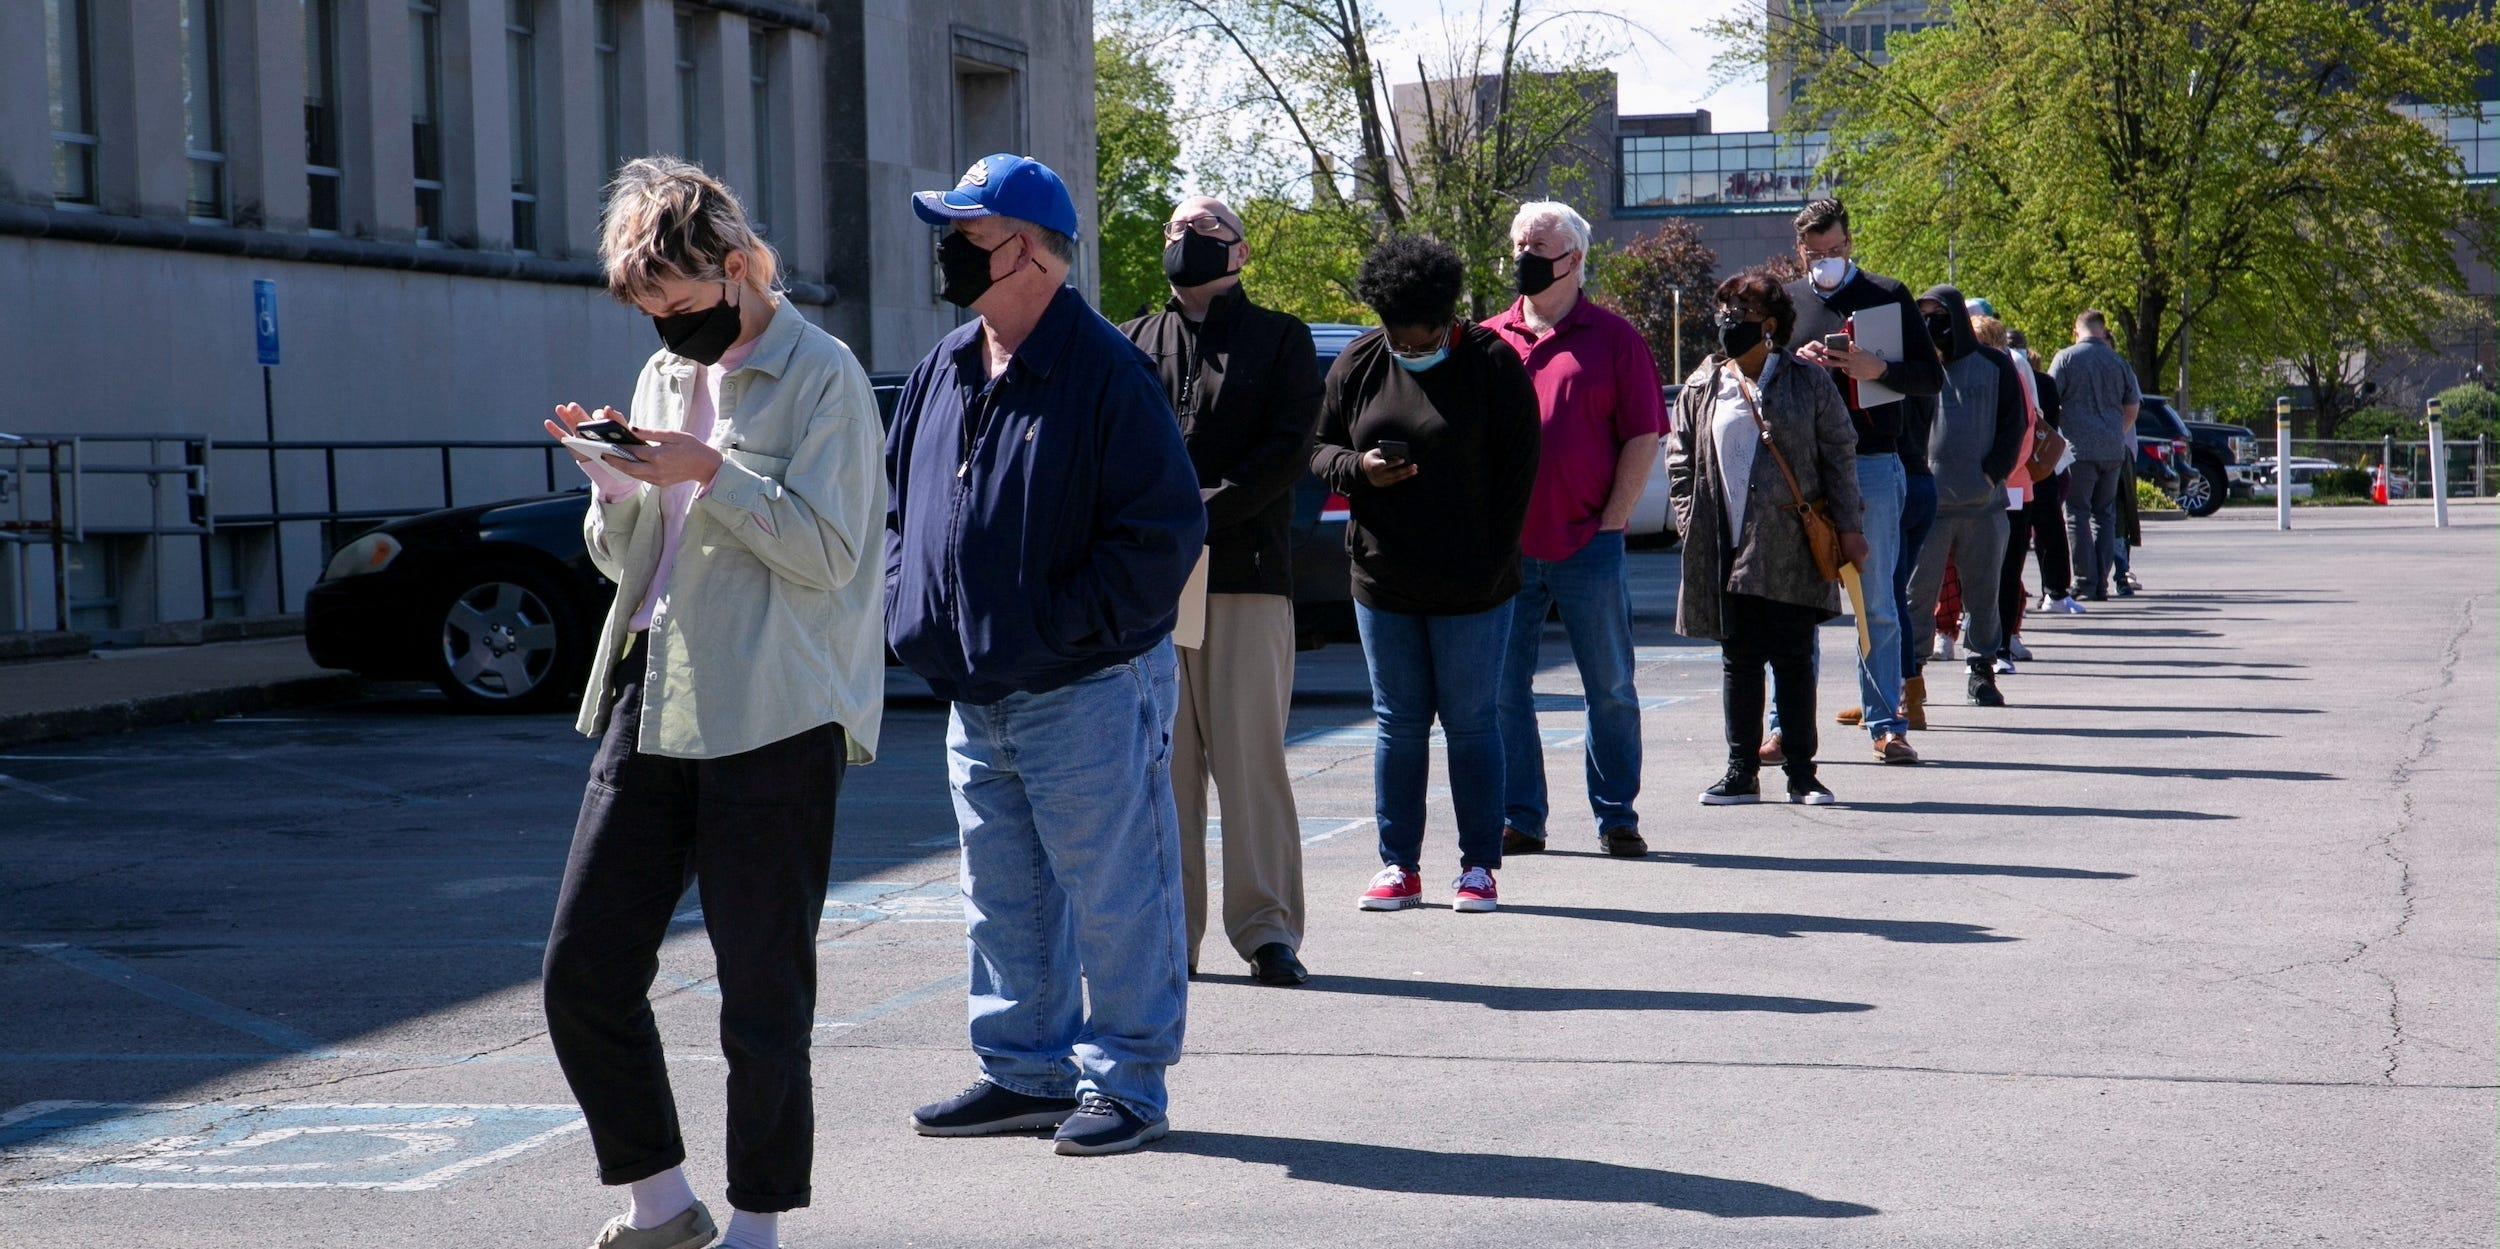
[253,279,280,366]
[0,1101,582,1191]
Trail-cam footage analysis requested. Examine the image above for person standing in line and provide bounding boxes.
[2014,334,2082,616]
[2049,310,2140,601]
[1119,195,1323,988]
[1768,198,1942,768]
[539,158,888,1249]
[888,155,1206,1157]
[1669,270,1868,806]
[1969,314,2040,674]
[1904,286,2030,708]
[1485,201,1664,859]
[1312,235,1541,915]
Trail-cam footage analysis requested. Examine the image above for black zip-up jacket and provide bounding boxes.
[1120,285,1325,598]
[1782,268,1943,464]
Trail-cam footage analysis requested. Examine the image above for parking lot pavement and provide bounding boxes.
[1,506,2492,1248]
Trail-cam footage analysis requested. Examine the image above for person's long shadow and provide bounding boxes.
[1928,724,2273,740]
[2005,702,2323,714]
[1911,759,2334,782]
[1161,1132,1881,1218]
[2040,658,2305,669]
[1840,799,2231,820]
[1228,973,1875,1015]
[1643,850,2133,880]
[1500,903,2016,943]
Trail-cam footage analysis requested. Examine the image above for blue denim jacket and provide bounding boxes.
[884,285,1207,705]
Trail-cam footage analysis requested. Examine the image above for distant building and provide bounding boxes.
[1,0,1094,632]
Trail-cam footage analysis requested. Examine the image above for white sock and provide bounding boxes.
[626,1167,698,1230]
[720,1209,780,1249]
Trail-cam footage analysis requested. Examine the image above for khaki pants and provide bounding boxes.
[1172,593,1305,966]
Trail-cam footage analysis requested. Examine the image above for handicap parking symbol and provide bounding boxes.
[0,1102,583,1191]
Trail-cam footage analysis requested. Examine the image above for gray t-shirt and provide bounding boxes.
[2048,338,2141,463]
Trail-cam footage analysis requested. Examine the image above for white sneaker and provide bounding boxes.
[2053,596,2086,615]
[2006,635,2034,661]
[2039,590,2057,610]
[1994,655,2017,674]
[1933,636,1958,661]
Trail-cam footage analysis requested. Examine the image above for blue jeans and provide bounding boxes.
[1356,600,1508,874]
[1897,471,1939,678]
[1768,455,1906,741]
[1497,530,1641,840]
[948,641,1187,1120]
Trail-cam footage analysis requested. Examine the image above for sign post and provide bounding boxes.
[2426,397,2449,529]
[2274,395,2292,531]
[254,279,284,609]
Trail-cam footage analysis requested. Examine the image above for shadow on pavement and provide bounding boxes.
[1228,973,1875,1015]
[1642,851,2133,880]
[1927,724,2274,740]
[1912,759,2335,782]
[2031,659,2305,669]
[1838,799,2231,821]
[1999,703,2323,715]
[1499,904,2017,944]
[1161,1132,1882,1218]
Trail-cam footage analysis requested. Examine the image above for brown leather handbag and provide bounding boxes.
[2026,424,2070,481]
[1734,370,1845,584]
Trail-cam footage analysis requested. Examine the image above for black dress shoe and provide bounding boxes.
[1600,825,1649,857]
[1501,825,1546,854]
[1249,942,1308,986]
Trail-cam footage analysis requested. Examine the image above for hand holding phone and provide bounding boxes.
[1375,439,1411,463]
[1822,333,1852,353]
[546,403,641,463]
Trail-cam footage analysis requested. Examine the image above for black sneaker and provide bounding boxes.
[1700,770,1761,805]
[1249,941,1308,987]
[1967,667,2006,707]
[1600,825,1649,857]
[911,1081,1078,1137]
[1788,777,1836,805]
[1501,825,1547,854]
[1052,1092,1169,1156]
[2114,582,2137,598]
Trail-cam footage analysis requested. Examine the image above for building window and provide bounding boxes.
[1618,132,1829,210]
[507,0,539,252]
[749,28,773,235]
[410,0,446,242]
[594,0,623,179]
[45,0,98,208]
[182,0,229,221]
[675,10,701,164]
[303,0,342,232]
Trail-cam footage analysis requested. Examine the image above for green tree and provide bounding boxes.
[1095,31,1182,321]
[1710,0,2499,401]
[1588,219,1719,382]
[2435,382,2500,442]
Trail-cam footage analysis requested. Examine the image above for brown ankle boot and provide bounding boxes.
[1903,677,1928,730]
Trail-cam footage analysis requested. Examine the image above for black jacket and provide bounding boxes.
[1122,285,1325,597]
[1309,325,1540,616]
[1782,268,1944,462]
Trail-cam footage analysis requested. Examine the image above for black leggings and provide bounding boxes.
[1720,591,1822,780]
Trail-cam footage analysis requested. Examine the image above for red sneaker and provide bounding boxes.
[1359,866,1423,911]
[1452,866,1499,913]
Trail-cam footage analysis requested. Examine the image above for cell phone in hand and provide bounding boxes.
[1822,333,1852,353]
[1375,439,1411,462]
[574,417,648,446]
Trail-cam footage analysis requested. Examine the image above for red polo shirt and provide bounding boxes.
[1484,294,1666,563]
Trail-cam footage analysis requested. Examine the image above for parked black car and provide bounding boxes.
[2133,395,2194,510]
[311,330,1371,711]
[2182,418,2257,515]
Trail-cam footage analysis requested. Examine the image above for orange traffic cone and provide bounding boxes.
[2372,467,2389,505]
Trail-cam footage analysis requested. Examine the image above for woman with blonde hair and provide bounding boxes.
[540,157,887,1249]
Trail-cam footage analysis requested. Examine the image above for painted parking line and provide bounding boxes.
[1634,646,1721,664]
[20,944,355,1059]
[816,972,968,1032]
[0,1101,582,1191]
[1287,698,1690,751]
[0,773,80,803]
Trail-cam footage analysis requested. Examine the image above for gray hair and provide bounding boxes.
[1510,200,1592,255]
[999,216,1078,267]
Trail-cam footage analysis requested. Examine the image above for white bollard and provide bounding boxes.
[2275,396,2293,531]
[2427,398,2449,529]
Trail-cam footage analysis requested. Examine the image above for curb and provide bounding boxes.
[0,672,368,750]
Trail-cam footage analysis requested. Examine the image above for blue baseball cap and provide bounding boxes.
[912,154,1081,241]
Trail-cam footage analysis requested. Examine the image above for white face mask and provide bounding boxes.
[1809,257,1853,291]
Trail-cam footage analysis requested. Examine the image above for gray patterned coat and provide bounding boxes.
[1665,355,1865,641]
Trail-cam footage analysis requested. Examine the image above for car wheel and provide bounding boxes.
[2177,463,2221,517]
[430,563,581,712]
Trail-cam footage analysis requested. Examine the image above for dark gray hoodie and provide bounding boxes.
[1918,285,2029,511]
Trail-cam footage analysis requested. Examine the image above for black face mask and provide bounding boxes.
[1162,231,1238,289]
[1715,314,1765,359]
[937,230,1022,309]
[1924,312,1955,345]
[651,284,742,366]
[1514,250,1569,297]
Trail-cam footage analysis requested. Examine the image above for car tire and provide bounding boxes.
[428,561,584,713]
[2180,461,2225,517]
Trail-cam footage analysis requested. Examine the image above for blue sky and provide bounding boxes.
[1364,0,1771,131]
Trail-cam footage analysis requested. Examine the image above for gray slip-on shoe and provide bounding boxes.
[592,1201,717,1249]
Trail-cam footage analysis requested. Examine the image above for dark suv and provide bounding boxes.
[2134,396,2197,512]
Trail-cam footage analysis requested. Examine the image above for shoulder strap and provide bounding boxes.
[1733,369,1812,508]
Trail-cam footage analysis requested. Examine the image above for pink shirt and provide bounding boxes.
[579,335,761,631]
[1484,295,1666,563]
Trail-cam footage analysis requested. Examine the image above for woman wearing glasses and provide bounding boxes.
[1310,235,1540,915]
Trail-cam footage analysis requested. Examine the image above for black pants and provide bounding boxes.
[543,640,846,1213]
[2002,497,2038,642]
[2029,472,2074,597]
[1720,591,1821,781]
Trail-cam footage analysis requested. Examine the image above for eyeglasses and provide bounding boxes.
[1385,329,1449,359]
[1162,215,1241,242]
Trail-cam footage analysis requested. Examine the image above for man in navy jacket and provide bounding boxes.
[886,155,1207,1157]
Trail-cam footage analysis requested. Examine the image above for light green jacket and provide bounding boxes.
[574,296,888,763]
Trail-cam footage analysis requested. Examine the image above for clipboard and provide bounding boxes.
[1173,549,1212,650]
[1841,564,1873,662]
[1849,303,1907,408]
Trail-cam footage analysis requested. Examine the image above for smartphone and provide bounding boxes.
[561,435,643,462]
[1376,439,1411,462]
[574,417,647,446]
[1822,333,1852,353]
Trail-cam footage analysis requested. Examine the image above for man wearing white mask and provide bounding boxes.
[1768,199,1943,764]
